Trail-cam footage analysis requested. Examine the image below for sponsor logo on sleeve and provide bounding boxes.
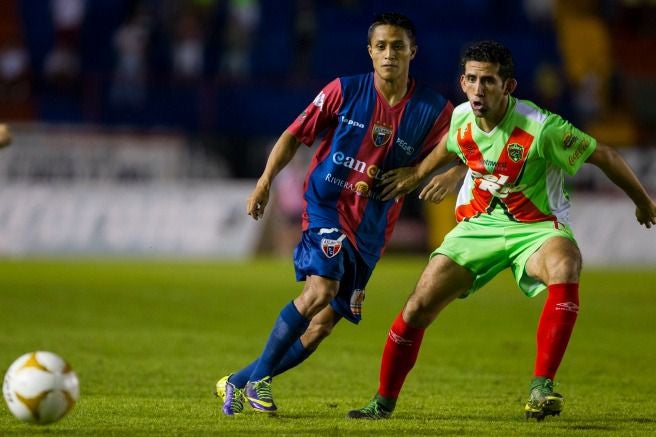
[563,132,578,149]
[567,139,590,166]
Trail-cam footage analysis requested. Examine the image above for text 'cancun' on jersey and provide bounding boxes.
[288,73,452,267]
[447,97,597,225]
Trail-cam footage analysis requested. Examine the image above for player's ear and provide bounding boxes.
[410,44,417,60]
[367,44,373,60]
[504,78,517,95]
[459,74,467,93]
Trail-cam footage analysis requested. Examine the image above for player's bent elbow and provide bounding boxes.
[587,143,618,167]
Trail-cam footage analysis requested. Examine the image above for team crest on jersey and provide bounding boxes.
[321,238,342,258]
[507,143,524,163]
[372,123,393,147]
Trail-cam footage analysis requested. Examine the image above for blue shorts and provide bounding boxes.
[293,227,374,324]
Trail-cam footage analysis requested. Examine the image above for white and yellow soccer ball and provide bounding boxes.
[3,351,79,424]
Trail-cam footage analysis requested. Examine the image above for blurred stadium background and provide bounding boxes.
[0,0,654,264]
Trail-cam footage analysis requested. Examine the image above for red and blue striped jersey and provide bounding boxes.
[288,73,453,267]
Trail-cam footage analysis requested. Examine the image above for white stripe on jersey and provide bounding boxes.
[455,168,474,209]
[545,163,571,224]
[515,101,548,124]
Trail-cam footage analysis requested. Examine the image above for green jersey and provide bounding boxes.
[446,96,597,225]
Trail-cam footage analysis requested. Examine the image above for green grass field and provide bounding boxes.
[1,256,655,436]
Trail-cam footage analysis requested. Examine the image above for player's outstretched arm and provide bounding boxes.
[0,124,12,149]
[247,130,302,220]
[379,135,458,201]
[586,143,656,228]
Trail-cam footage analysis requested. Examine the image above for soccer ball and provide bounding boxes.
[3,351,79,424]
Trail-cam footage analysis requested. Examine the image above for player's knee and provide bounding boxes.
[296,282,338,317]
[545,249,582,283]
[403,294,439,328]
[304,321,334,344]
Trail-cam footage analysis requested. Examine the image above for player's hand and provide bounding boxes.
[418,166,464,203]
[246,184,270,220]
[0,124,12,149]
[635,199,656,229]
[380,167,421,201]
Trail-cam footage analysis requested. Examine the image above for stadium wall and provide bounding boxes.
[0,182,259,258]
[0,184,653,265]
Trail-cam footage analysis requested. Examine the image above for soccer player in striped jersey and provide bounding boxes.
[348,40,656,421]
[215,13,462,415]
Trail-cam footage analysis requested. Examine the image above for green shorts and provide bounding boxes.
[432,215,577,298]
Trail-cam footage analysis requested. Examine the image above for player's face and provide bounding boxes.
[368,25,416,83]
[460,61,517,123]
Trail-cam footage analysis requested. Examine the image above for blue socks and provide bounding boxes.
[229,338,312,388]
[241,301,310,383]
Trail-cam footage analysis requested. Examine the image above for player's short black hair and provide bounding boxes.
[461,41,515,81]
[368,12,417,46]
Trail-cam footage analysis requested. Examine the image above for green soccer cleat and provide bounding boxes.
[215,375,245,416]
[524,377,564,421]
[346,395,394,420]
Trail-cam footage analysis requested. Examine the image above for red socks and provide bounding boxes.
[534,283,580,379]
[378,311,426,399]
[376,283,578,399]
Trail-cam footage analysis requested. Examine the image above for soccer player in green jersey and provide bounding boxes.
[347,40,656,421]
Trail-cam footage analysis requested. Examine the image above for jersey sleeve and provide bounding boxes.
[287,78,343,147]
[537,114,598,176]
[417,100,454,160]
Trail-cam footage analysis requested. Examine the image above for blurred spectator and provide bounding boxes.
[522,0,568,116]
[609,0,656,144]
[553,0,638,146]
[43,40,80,89]
[171,9,206,82]
[523,0,555,26]
[554,0,612,124]
[44,0,85,90]
[109,3,151,110]
[51,0,86,44]
[269,144,309,255]
[0,42,31,104]
[291,0,317,82]
[0,0,33,120]
[219,0,261,79]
